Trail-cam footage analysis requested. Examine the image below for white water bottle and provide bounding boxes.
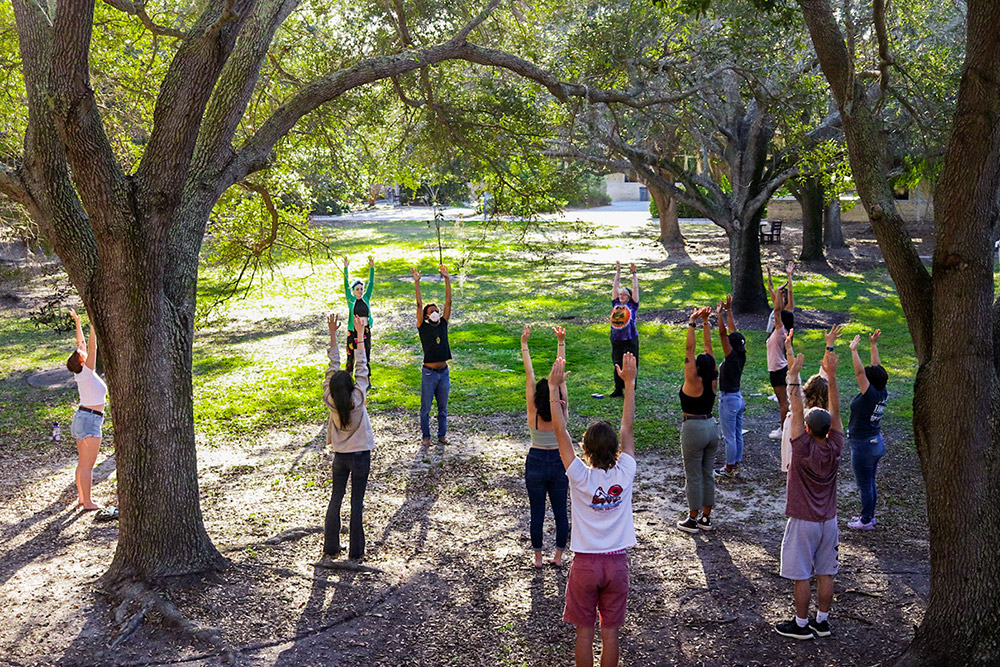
[52,422,61,442]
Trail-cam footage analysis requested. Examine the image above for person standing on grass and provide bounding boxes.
[677,307,720,533]
[775,331,844,641]
[549,353,637,667]
[318,313,374,564]
[766,262,796,440]
[67,309,108,512]
[520,324,570,568]
[343,255,375,380]
[609,261,639,397]
[714,295,746,480]
[846,330,889,531]
[412,264,453,446]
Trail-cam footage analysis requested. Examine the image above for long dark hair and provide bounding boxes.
[533,380,563,422]
[329,370,355,429]
[695,353,718,391]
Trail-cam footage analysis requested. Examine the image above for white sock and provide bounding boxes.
[816,610,829,623]
[795,616,808,628]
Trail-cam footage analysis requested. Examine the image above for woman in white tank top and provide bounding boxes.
[67,309,107,511]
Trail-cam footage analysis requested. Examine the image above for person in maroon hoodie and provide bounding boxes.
[774,330,844,641]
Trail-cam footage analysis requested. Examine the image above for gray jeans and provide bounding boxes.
[681,418,719,511]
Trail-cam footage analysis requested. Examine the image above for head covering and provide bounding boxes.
[728,331,746,353]
[805,407,832,438]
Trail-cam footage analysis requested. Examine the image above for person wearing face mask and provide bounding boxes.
[343,255,375,380]
[412,264,453,446]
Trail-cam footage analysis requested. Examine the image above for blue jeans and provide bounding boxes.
[718,391,746,466]
[850,433,885,524]
[325,450,371,559]
[420,366,450,439]
[524,448,569,550]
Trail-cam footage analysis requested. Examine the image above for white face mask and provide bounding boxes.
[428,311,441,323]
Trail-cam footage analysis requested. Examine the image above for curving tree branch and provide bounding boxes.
[100,0,186,39]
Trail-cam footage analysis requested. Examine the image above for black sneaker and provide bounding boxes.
[696,515,713,531]
[775,619,814,640]
[677,516,700,533]
[808,619,831,637]
[609,390,624,398]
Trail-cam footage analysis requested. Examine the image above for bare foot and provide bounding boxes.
[80,503,101,511]
[552,550,564,567]
[421,438,430,446]
[533,552,543,569]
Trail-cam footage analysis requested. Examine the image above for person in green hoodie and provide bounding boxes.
[344,255,375,379]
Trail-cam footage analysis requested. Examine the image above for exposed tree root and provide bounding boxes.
[104,580,231,659]
[263,525,323,545]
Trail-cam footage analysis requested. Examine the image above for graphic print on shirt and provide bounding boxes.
[610,304,632,330]
[870,398,887,427]
[590,484,624,511]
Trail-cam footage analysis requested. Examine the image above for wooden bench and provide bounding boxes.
[760,219,783,245]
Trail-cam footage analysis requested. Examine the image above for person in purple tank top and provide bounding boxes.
[608,262,639,397]
[775,330,844,641]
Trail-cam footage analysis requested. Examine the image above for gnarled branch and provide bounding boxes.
[100,0,186,39]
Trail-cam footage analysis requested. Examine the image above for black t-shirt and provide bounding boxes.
[418,319,451,364]
[848,384,887,438]
[718,348,746,393]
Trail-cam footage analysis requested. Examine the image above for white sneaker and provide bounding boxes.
[768,429,782,439]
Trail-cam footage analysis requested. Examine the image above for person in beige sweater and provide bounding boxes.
[317,313,375,565]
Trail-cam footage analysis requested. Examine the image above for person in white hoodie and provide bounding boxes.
[549,353,637,667]
[318,313,375,564]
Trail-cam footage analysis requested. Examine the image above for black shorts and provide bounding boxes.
[769,369,787,388]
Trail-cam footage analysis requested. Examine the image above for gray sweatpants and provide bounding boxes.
[681,418,720,511]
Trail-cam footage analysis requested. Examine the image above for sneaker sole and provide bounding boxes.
[809,627,831,638]
[677,524,700,534]
[775,628,815,640]
[697,523,714,531]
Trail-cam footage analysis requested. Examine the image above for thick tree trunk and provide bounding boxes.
[729,216,769,314]
[648,182,683,246]
[823,198,845,248]
[795,177,825,261]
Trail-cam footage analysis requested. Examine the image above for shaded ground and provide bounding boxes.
[0,210,931,666]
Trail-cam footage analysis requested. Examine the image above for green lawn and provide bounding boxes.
[0,217,918,452]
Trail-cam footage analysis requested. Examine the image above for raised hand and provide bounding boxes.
[617,352,637,384]
[521,325,531,346]
[699,306,711,321]
[850,334,861,351]
[870,329,881,345]
[788,351,805,377]
[821,350,839,375]
[353,314,367,332]
[439,264,450,279]
[410,267,421,282]
[629,263,636,274]
[725,294,733,310]
[343,257,350,269]
[548,357,567,387]
[717,301,725,321]
[553,326,566,344]
[688,307,701,323]
[786,260,795,277]
[328,313,340,335]
[825,324,843,347]
[784,328,796,360]
[615,261,621,272]
[368,255,374,268]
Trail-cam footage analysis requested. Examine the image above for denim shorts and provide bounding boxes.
[71,409,104,440]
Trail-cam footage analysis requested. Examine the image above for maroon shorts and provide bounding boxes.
[563,551,630,629]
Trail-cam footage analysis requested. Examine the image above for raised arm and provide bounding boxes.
[682,308,704,395]
[323,313,342,408]
[554,326,568,416]
[612,261,622,301]
[343,257,351,300]
[725,294,736,332]
[85,324,97,370]
[411,268,423,328]
[548,358,577,470]
[364,256,375,302]
[784,261,795,311]
[521,325,535,419]
[352,315,370,394]
[630,263,639,303]
[849,335,870,394]
[768,267,783,319]
[440,265,452,321]
[717,302,733,357]
[869,329,882,366]
[617,352,637,456]
[784,331,806,440]
[70,309,84,350]
[822,349,842,433]
[701,307,713,357]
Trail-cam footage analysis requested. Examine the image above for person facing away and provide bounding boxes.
[549,353,637,667]
[846,329,889,530]
[317,313,375,565]
[780,325,840,473]
[608,261,639,397]
[343,255,375,379]
[412,264,453,446]
[775,330,844,641]
[66,308,108,512]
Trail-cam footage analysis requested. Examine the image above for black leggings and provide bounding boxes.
[611,337,639,393]
[325,450,371,559]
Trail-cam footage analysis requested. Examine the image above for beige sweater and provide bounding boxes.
[323,341,375,452]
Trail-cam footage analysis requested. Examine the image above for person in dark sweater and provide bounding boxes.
[846,330,889,530]
[608,261,639,397]
[677,306,720,534]
[412,264,453,446]
[775,331,844,641]
[714,295,746,479]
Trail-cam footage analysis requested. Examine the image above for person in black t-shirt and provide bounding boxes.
[714,295,747,480]
[412,264,453,446]
[846,330,889,531]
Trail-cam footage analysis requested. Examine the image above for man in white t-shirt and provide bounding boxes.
[548,353,637,667]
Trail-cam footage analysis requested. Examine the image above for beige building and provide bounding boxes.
[603,173,649,202]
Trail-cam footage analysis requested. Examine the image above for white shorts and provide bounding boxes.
[780,517,839,580]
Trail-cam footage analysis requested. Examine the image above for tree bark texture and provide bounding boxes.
[794,177,826,261]
[799,0,1000,663]
[647,181,683,246]
[823,199,845,248]
[729,216,770,314]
